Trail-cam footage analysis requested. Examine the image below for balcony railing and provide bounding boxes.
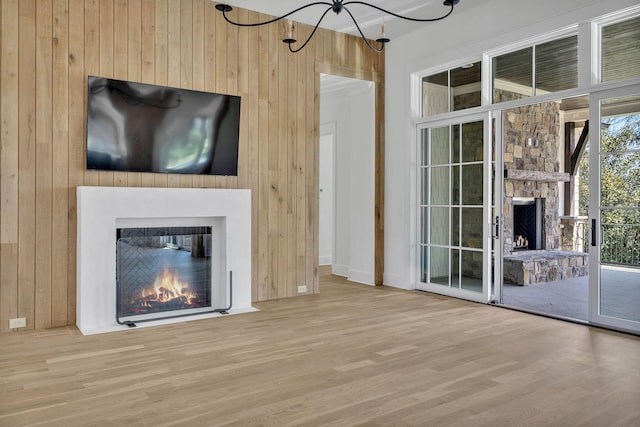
[601,223,640,267]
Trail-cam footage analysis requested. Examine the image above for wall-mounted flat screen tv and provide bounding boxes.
[86,76,241,176]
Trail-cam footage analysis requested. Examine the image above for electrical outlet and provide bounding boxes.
[297,285,307,293]
[9,317,26,329]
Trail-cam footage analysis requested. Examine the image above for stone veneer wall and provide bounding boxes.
[559,216,589,252]
[503,102,562,255]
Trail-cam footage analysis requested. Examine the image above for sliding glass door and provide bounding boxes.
[589,85,640,333]
[417,114,495,303]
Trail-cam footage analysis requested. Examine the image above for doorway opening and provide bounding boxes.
[319,74,376,285]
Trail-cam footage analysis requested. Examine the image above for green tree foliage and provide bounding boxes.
[578,113,640,265]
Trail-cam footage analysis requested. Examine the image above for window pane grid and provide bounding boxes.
[419,120,485,290]
[491,35,578,104]
[422,62,482,117]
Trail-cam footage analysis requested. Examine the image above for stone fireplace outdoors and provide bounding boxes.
[502,103,588,285]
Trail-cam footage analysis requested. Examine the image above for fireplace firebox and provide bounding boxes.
[116,226,216,324]
[513,197,544,251]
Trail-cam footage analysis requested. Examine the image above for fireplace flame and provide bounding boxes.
[134,267,197,308]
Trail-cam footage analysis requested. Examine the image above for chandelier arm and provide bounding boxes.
[287,6,334,53]
[342,6,385,53]
[342,1,455,22]
[220,2,333,27]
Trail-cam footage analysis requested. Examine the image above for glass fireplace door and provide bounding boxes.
[116,226,213,322]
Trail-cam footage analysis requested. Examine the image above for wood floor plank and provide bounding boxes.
[0,268,638,426]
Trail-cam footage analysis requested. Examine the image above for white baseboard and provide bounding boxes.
[347,268,374,286]
[319,256,332,266]
[332,264,349,277]
[383,273,412,290]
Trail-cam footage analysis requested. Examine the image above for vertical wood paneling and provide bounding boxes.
[179,0,192,89]
[67,0,84,324]
[17,0,37,330]
[224,8,239,191]
[111,0,128,189]
[99,0,113,78]
[152,0,168,189]
[257,14,269,301]
[138,0,154,193]
[213,5,228,191]
[0,0,19,244]
[309,32,323,293]
[1,0,20,332]
[83,0,100,187]
[246,11,260,300]
[191,0,204,92]
[267,21,279,299]
[277,36,288,297]
[287,51,297,296]
[177,0,194,189]
[200,0,215,189]
[138,0,155,189]
[51,0,70,327]
[0,0,384,331]
[127,0,141,82]
[225,7,238,96]
[191,0,204,199]
[236,6,249,190]
[113,0,127,79]
[98,0,114,187]
[164,0,181,189]
[140,0,154,83]
[214,7,226,95]
[190,0,205,189]
[154,0,167,86]
[34,0,53,329]
[124,0,142,194]
[296,40,308,293]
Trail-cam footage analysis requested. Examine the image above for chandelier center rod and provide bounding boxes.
[332,0,343,14]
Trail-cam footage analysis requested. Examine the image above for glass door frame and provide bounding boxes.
[588,84,640,334]
[415,111,497,304]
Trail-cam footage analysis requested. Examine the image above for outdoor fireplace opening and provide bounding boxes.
[116,226,214,323]
[513,197,545,251]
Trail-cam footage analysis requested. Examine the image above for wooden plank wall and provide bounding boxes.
[0,0,384,332]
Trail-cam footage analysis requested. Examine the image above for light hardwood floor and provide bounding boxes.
[1,268,639,426]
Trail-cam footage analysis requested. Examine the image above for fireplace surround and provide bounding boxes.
[77,187,254,335]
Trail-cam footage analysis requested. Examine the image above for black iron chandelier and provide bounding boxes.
[215,0,460,53]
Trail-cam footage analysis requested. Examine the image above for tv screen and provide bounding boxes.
[86,76,241,176]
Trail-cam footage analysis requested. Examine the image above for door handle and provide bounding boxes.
[591,218,597,246]
[492,216,500,239]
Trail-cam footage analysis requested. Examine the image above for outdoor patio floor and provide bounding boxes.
[502,265,640,323]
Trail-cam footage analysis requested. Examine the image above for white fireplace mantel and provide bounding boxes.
[76,186,255,335]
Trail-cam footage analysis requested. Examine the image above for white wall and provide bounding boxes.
[383,0,639,289]
[319,131,335,265]
[320,77,376,285]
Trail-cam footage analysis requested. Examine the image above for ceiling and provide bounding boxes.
[321,74,374,98]
[219,0,466,41]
